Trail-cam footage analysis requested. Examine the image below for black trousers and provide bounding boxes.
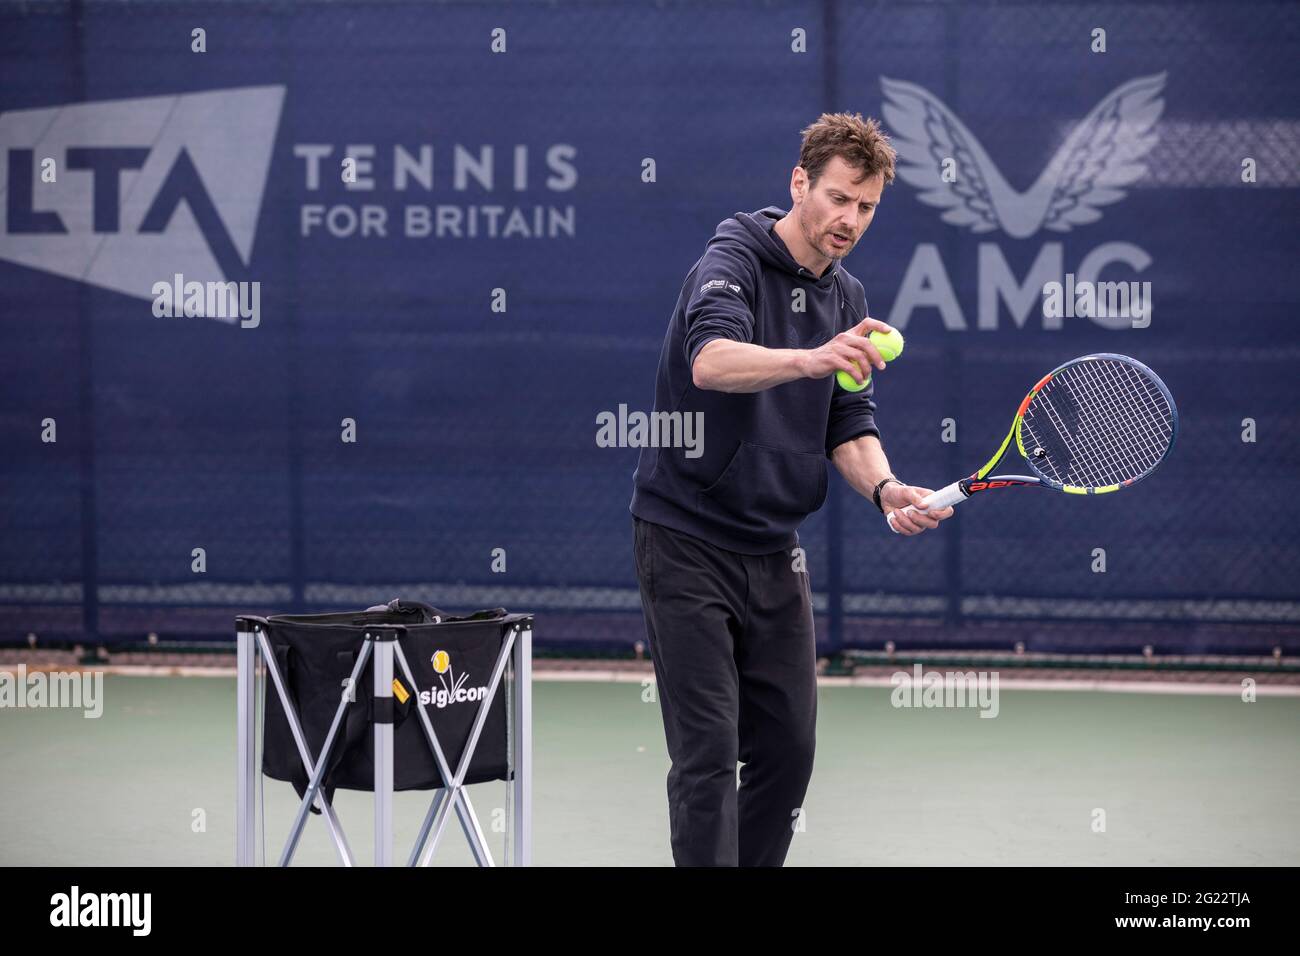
[632,516,817,867]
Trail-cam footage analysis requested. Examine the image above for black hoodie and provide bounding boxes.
[629,206,881,554]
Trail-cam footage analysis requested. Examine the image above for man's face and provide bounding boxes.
[793,156,884,262]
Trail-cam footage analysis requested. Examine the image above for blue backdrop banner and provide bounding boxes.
[1,0,1297,654]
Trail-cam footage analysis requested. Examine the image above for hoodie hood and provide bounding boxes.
[715,205,841,289]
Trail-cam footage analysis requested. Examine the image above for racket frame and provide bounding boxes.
[887,353,1178,531]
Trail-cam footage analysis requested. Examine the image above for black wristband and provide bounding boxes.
[872,476,903,513]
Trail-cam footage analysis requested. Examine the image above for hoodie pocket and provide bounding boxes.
[697,441,828,535]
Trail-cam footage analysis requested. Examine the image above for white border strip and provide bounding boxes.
[3,581,1298,624]
[819,674,1300,696]
[5,664,1296,696]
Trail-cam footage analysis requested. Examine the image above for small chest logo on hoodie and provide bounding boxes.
[699,278,741,295]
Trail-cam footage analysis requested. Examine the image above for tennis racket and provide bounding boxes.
[887,353,1178,533]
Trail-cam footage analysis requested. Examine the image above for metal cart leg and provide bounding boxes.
[512,624,532,866]
[373,629,396,867]
[257,628,356,866]
[236,623,256,866]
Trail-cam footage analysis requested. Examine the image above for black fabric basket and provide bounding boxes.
[255,600,529,811]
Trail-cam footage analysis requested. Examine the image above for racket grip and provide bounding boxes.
[886,480,967,534]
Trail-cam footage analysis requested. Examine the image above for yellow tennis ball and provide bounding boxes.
[870,327,905,361]
[835,329,904,391]
[835,366,872,392]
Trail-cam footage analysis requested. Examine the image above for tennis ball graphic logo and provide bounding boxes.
[836,328,904,392]
[431,650,450,674]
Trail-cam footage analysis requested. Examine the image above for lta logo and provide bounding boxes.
[0,86,284,318]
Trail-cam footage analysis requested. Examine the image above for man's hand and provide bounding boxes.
[800,316,897,386]
[881,482,954,535]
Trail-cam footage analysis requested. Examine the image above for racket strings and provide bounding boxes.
[1089,361,1174,469]
[1035,391,1123,488]
[1059,359,1172,482]
[1027,397,1075,483]
[1060,365,1152,483]
[1024,380,1124,487]
[1022,358,1174,488]
[1077,360,1171,471]
[1051,362,1169,484]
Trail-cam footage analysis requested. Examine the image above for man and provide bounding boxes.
[629,112,953,867]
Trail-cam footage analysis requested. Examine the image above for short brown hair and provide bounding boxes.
[798,112,896,187]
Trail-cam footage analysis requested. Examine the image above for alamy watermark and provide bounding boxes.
[0,666,104,718]
[1042,273,1151,327]
[890,663,999,718]
[152,273,260,328]
[49,886,150,936]
[596,404,703,458]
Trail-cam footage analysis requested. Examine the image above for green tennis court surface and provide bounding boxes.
[2,675,1297,866]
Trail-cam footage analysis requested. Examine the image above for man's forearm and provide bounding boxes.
[831,433,895,500]
[692,339,809,393]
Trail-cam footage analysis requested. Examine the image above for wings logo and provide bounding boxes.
[0,86,284,311]
[883,73,1165,238]
[880,74,1166,331]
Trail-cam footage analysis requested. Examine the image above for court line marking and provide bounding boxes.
[3,664,1297,696]
[820,675,1300,696]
